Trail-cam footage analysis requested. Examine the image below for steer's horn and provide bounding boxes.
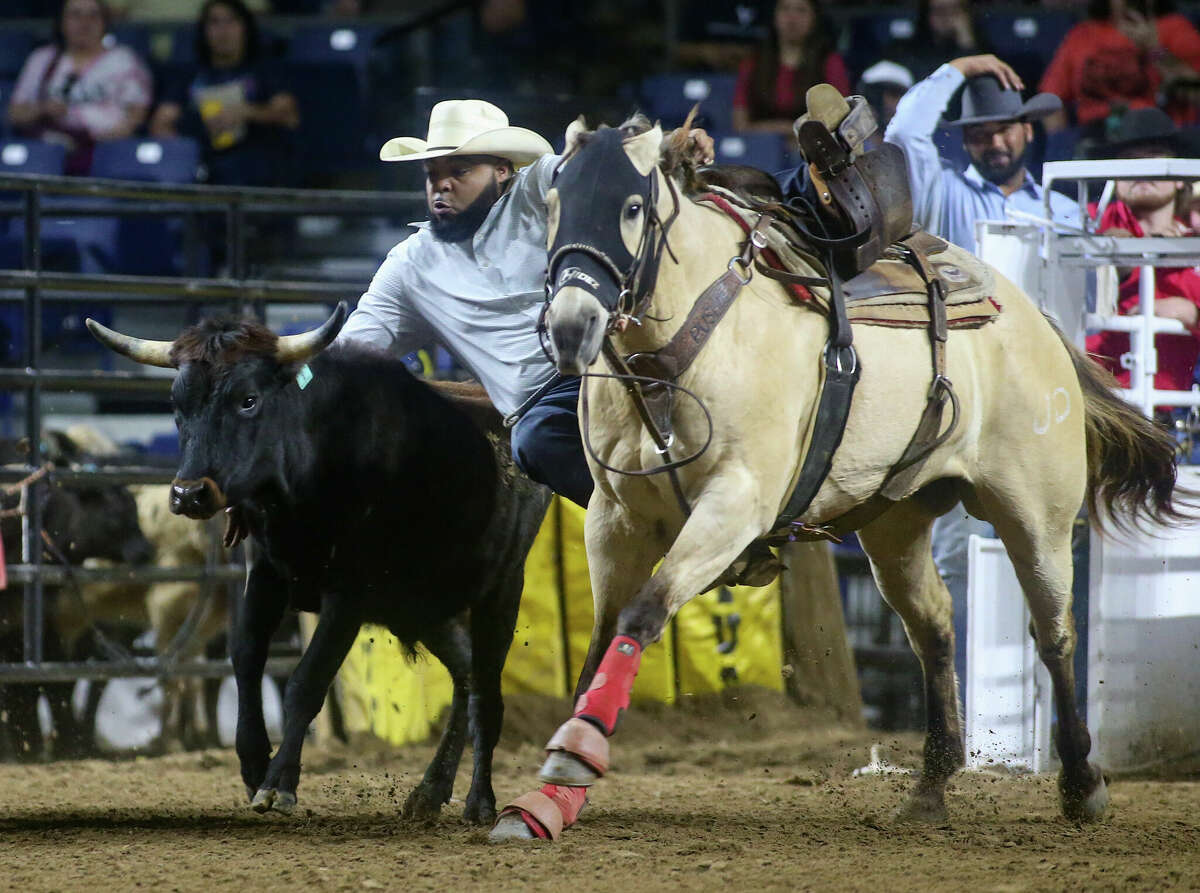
[85,319,175,368]
[274,302,349,365]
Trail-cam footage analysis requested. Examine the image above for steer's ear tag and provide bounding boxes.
[296,364,314,390]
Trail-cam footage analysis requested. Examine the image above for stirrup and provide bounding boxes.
[792,85,913,280]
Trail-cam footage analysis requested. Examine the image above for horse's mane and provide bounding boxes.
[567,108,784,209]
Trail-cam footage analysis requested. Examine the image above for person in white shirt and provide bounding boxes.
[339,99,714,507]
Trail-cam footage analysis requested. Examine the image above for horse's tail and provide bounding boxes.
[1055,324,1199,532]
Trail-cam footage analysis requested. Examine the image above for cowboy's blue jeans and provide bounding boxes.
[511,376,593,509]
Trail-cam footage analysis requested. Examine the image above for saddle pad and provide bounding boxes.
[697,190,1002,331]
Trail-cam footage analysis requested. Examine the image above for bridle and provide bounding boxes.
[536,152,722,516]
[542,157,681,335]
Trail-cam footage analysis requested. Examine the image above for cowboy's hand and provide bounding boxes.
[950,54,1024,92]
[223,505,249,550]
[688,128,716,165]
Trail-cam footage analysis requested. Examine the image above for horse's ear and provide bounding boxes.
[625,124,663,176]
[564,116,588,156]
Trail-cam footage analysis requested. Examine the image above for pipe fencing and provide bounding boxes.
[0,170,424,684]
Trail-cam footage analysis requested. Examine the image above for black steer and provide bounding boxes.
[87,304,551,821]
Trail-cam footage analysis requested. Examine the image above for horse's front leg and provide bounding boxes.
[495,476,765,842]
[489,490,668,842]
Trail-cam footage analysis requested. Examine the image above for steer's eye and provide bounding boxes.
[240,394,258,413]
[625,202,642,219]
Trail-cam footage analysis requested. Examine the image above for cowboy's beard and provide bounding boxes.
[429,177,501,243]
[973,143,1029,186]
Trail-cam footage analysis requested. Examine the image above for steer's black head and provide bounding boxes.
[86,304,348,520]
[544,118,667,374]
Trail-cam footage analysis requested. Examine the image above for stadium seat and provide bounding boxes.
[712,131,787,173]
[88,138,200,277]
[677,0,770,43]
[640,73,738,132]
[0,30,37,79]
[287,25,380,74]
[978,10,1077,87]
[90,137,201,183]
[0,139,66,176]
[0,140,85,273]
[844,12,916,76]
[289,62,371,176]
[105,23,151,61]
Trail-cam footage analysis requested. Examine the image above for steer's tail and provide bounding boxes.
[1056,325,1199,532]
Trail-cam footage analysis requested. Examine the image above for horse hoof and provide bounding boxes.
[251,788,296,815]
[891,792,949,827]
[488,812,538,842]
[401,785,444,822]
[539,751,600,787]
[1061,767,1109,823]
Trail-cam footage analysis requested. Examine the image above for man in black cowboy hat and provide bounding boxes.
[883,53,1078,253]
[880,53,1084,696]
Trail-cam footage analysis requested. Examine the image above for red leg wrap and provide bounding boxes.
[573,635,642,735]
[506,784,589,841]
[542,783,588,826]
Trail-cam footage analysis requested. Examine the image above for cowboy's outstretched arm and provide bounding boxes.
[883,63,964,233]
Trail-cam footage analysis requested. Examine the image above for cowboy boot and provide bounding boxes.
[793,84,914,280]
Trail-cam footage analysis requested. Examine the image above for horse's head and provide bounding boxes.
[543,119,672,375]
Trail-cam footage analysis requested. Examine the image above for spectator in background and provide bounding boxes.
[148,0,298,186]
[1086,108,1200,393]
[7,0,152,175]
[1039,0,1200,138]
[731,0,850,138]
[857,60,914,133]
[885,0,991,82]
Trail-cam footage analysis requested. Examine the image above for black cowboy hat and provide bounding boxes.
[1087,106,1200,158]
[940,75,1062,128]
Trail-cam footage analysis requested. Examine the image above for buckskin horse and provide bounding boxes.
[489,117,1192,841]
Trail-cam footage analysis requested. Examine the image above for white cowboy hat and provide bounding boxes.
[379,99,552,165]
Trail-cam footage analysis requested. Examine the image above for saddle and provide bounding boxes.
[696,190,1002,334]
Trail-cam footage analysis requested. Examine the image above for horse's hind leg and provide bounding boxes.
[857,499,964,825]
[980,493,1107,823]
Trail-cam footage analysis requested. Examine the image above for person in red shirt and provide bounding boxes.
[1039,0,1200,136]
[731,0,850,139]
[1086,107,1200,393]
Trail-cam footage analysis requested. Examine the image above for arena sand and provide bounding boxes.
[0,690,1197,892]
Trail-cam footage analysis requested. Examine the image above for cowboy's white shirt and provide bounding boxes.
[337,153,562,418]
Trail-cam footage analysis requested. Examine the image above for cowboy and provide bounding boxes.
[882,54,1082,694]
[337,99,714,508]
[884,53,1076,252]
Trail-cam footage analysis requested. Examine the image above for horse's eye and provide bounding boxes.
[240,394,258,412]
[625,203,642,219]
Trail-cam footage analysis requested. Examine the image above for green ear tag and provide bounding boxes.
[296,364,313,390]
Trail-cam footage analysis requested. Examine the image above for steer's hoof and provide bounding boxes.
[251,787,297,815]
[539,751,600,787]
[488,812,538,842]
[891,790,949,827]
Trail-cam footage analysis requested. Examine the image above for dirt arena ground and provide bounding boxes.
[0,691,1197,893]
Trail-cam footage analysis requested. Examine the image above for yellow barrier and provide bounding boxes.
[339,497,783,745]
